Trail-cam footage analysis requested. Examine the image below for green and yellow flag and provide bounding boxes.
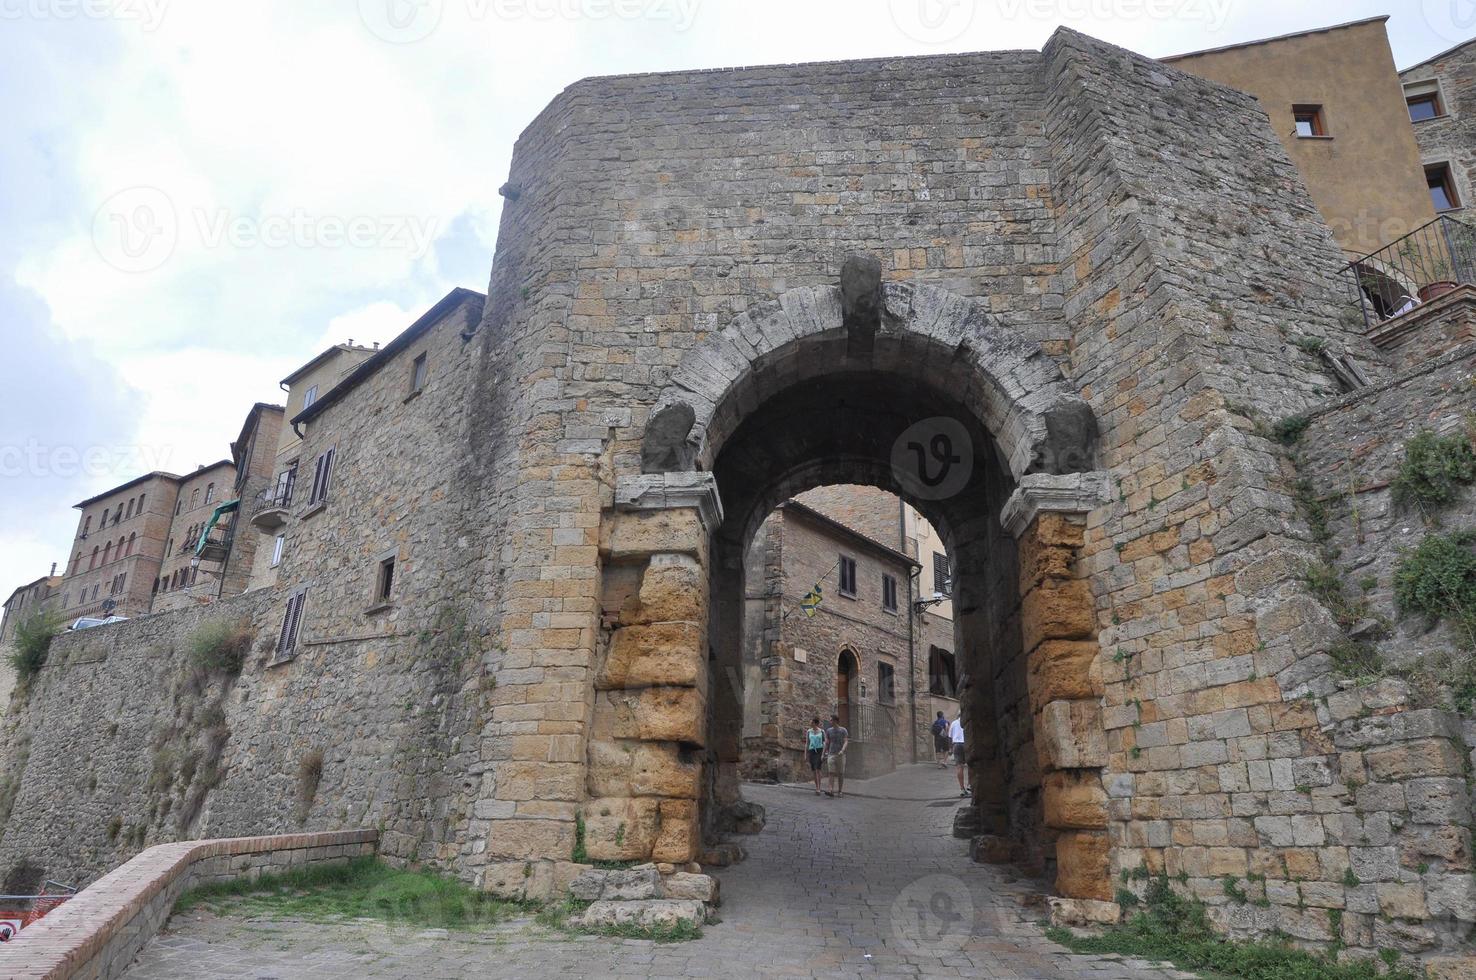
[799,582,823,618]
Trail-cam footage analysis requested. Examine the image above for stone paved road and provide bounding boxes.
[123,766,1189,979]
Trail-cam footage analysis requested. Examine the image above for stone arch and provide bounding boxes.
[642,278,1099,482]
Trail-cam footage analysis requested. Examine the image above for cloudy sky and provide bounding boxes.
[0,0,1467,594]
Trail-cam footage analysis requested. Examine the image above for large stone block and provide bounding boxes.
[597,621,705,691]
[652,798,700,864]
[1018,513,1085,593]
[484,818,577,861]
[626,557,708,626]
[576,899,707,930]
[601,686,706,746]
[587,739,702,799]
[1365,739,1466,781]
[584,797,662,862]
[1035,699,1107,771]
[1056,831,1112,902]
[1043,770,1108,830]
[602,509,707,559]
[1028,640,1102,711]
[1021,578,1095,654]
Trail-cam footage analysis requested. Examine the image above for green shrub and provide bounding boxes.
[187,621,254,674]
[1391,430,1476,511]
[8,610,64,683]
[1273,415,1312,445]
[1393,530,1476,647]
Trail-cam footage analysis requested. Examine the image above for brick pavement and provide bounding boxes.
[121,767,1190,979]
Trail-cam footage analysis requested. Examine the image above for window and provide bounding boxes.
[1428,163,1461,211]
[307,447,336,506]
[103,542,112,564]
[205,483,215,505]
[89,546,98,570]
[82,515,91,535]
[278,589,308,658]
[929,646,958,696]
[1292,104,1327,138]
[375,556,396,604]
[877,662,896,704]
[1406,81,1444,122]
[933,552,953,598]
[126,532,136,556]
[101,507,109,527]
[90,584,99,601]
[191,488,200,509]
[152,578,159,595]
[125,499,134,519]
[175,498,183,516]
[271,534,285,567]
[410,353,428,394]
[138,493,146,512]
[882,574,898,612]
[274,461,298,506]
[303,384,319,409]
[72,552,81,574]
[838,555,857,597]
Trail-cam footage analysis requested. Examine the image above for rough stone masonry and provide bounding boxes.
[3,26,1476,967]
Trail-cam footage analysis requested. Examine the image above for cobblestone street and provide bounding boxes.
[123,767,1187,979]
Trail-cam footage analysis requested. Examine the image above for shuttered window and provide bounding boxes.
[278,589,308,658]
[307,447,336,506]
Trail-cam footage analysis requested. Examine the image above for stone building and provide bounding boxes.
[4,25,1476,967]
[150,460,235,613]
[738,491,957,782]
[1166,16,1438,258]
[59,472,183,621]
[1400,38,1476,220]
[0,574,61,709]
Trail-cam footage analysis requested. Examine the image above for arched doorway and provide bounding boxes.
[608,260,1115,902]
[835,649,858,731]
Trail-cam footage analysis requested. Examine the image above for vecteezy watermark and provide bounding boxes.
[1422,0,1476,44]
[0,440,174,480]
[358,0,700,43]
[92,187,439,273]
[890,874,975,954]
[0,0,168,30]
[889,0,976,44]
[891,417,973,502]
[995,0,1233,30]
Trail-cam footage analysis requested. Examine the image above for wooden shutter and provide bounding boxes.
[279,590,306,655]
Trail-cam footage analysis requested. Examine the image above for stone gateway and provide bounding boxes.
[3,26,1476,966]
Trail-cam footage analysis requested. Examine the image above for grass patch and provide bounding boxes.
[1391,429,1476,512]
[1272,415,1312,445]
[9,610,65,683]
[1047,877,1419,980]
[186,621,254,675]
[175,857,529,930]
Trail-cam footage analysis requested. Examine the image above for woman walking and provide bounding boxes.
[806,718,827,794]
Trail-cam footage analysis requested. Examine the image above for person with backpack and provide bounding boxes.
[930,711,949,768]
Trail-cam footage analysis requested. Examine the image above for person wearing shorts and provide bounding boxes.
[805,718,827,795]
[824,714,849,797]
[948,714,969,797]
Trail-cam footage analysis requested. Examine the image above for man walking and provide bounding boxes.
[824,713,849,797]
[948,713,969,797]
[930,710,949,768]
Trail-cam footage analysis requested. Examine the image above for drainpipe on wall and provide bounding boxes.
[901,496,918,765]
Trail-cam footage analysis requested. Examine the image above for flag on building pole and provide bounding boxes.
[799,582,823,618]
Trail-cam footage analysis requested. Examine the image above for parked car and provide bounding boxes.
[67,616,128,631]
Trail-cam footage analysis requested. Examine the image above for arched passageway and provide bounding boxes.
[600,260,1115,904]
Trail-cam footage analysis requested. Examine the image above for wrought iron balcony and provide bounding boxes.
[250,483,293,530]
[195,525,232,563]
[1343,215,1476,327]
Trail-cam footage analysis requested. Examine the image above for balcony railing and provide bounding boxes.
[195,525,232,563]
[1343,215,1476,327]
[250,483,293,530]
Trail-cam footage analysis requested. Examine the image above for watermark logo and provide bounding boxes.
[93,186,178,274]
[890,873,974,954]
[0,440,174,480]
[92,188,439,273]
[891,417,973,501]
[358,0,445,44]
[994,0,1233,31]
[360,0,700,43]
[889,0,975,44]
[0,0,169,30]
[1421,0,1476,44]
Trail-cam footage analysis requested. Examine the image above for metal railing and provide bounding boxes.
[255,483,293,512]
[1343,214,1476,327]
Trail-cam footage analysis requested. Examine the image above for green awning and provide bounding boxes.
[195,499,240,555]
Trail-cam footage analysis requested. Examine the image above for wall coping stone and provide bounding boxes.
[1366,285,1476,351]
[1001,471,1114,540]
[614,473,725,533]
[0,829,376,980]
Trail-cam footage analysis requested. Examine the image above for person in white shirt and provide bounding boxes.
[948,715,969,797]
